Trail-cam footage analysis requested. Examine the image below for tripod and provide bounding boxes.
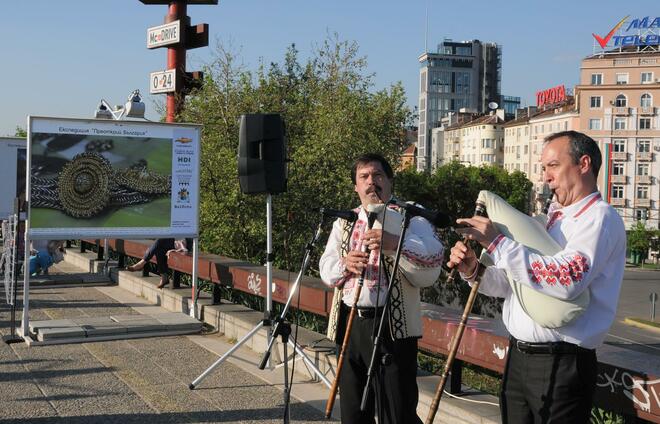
[189,196,330,391]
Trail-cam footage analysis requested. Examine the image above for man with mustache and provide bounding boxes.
[447,131,626,423]
[320,153,444,424]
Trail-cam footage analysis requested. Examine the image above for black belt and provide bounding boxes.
[510,336,593,355]
[342,303,384,319]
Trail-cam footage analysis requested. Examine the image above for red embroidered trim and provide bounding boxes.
[546,211,563,230]
[402,249,443,268]
[574,193,601,218]
[528,254,590,286]
[487,234,505,254]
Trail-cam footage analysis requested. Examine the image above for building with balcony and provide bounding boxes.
[502,101,578,212]
[441,109,506,168]
[577,49,660,229]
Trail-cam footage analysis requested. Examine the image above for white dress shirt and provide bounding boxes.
[470,191,626,349]
[320,206,444,307]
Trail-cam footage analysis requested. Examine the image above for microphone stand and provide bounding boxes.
[256,214,331,423]
[359,208,411,412]
[190,213,331,393]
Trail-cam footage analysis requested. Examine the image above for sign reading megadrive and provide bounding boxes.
[536,85,566,108]
[147,20,181,49]
[27,117,200,239]
[593,16,660,49]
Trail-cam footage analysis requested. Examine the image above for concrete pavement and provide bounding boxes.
[0,274,335,423]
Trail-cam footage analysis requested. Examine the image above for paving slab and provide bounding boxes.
[36,324,87,340]
[122,319,166,333]
[0,283,328,423]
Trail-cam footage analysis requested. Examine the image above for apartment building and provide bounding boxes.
[577,49,660,229]
[440,110,506,167]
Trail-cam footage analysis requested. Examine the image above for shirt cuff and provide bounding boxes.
[487,234,510,265]
[460,264,480,282]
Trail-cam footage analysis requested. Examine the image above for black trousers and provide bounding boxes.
[500,339,597,424]
[337,303,422,424]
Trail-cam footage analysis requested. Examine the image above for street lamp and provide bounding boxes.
[94,89,146,120]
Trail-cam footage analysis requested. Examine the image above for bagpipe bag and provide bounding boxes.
[476,191,590,328]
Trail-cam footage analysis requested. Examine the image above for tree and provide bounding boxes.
[177,36,536,317]
[628,221,656,266]
[178,36,412,273]
[14,126,27,138]
[396,162,533,315]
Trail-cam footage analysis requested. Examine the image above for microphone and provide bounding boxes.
[387,197,452,228]
[319,208,358,223]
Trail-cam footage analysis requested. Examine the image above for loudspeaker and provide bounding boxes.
[238,114,287,194]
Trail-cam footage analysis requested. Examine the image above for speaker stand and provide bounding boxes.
[189,195,330,395]
[189,194,277,388]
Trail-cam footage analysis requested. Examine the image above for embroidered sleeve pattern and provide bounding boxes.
[399,217,444,270]
[528,254,589,287]
[395,216,444,288]
[489,222,608,301]
[402,248,444,268]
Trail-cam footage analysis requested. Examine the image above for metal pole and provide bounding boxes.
[266,194,273,317]
[166,0,187,123]
[191,238,199,318]
[20,227,30,339]
[651,293,657,322]
[20,118,32,340]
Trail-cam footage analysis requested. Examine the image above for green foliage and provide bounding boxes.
[396,162,532,217]
[627,221,656,259]
[175,35,537,317]
[590,407,626,424]
[417,350,501,395]
[178,36,412,273]
[397,162,533,315]
[14,126,27,138]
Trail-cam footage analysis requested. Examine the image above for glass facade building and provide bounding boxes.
[417,39,502,170]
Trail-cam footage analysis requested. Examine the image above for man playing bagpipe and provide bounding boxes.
[447,131,626,424]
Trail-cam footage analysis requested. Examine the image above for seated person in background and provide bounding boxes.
[126,238,192,288]
[29,240,65,275]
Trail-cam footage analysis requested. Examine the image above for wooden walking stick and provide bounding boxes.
[325,205,381,418]
[426,191,556,423]
[425,199,487,424]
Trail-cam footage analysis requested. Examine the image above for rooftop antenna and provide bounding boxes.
[424,0,428,53]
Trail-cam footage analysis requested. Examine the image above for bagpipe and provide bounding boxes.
[476,190,589,328]
[426,190,589,423]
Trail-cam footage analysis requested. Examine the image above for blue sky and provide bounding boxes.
[0,0,656,136]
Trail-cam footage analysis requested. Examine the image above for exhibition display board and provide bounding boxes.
[27,117,200,239]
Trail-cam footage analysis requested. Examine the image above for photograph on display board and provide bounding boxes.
[29,133,172,228]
